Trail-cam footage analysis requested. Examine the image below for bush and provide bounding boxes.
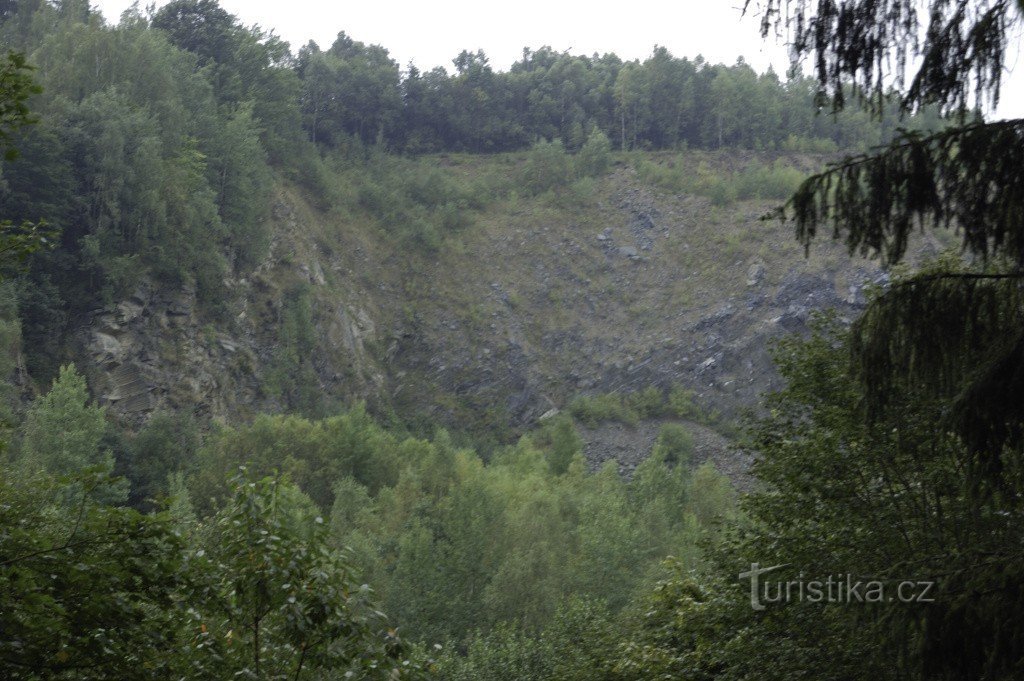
[569,393,639,427]
[735,161,806,201]
[349,154,488,252]
[624,386,666,419]
[652,423,694,467]
[570,386,710,426]
[667,385,700,419]
[520,138,573,195]
[575,126,612,178]
[704,175,739,206]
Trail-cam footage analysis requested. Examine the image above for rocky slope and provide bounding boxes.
[68,152,938,476]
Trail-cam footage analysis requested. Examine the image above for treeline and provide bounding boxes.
[0,0,937,383]
[170,0,931,155]
[302,40,904,154]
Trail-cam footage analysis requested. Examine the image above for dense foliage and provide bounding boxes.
[438,315,1024,680]
[4,0,1019,678]
[743,0,1024,677]
[0,467,429,680]
[0,359,734,678]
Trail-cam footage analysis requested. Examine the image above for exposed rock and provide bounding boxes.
[102,363,157,413]
[300,260,327,285]
[746,262,766,287]
[91,332,122,362]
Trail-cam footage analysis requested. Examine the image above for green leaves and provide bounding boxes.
[781,120,1024,267]
[189,472,427,680]
[745,0,1017,117]
[686,314,1024,679]
[0,466,428,680]
[19,364,121,502]
[0,469,188,680]
[0,51,40,161]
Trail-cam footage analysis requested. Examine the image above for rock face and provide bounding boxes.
[74,192,388,426]
[80,282,257,423]
[378,166,902,438]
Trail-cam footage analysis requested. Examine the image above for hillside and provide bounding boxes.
[7,1,1022,677]
[67,149,926,476]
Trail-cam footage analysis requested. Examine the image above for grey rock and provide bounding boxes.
[746,262,766,287]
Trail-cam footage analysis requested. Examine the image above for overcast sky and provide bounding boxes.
[91,0,1024,119]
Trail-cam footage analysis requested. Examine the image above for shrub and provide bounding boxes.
[652,423,695,467]
[520,138,572,195]
[569,393,639,427]
[575,126,612,178]
[624,386,666,419]
[735,161,806,201]
[667,385,700,419]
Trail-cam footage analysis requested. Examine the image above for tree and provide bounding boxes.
[0,469,189,681]
[0,51,53,269]
[575,125,612,178]
[0,50,37,158]
[297,34,404,147]
[743,1,1024,675]
[533,414,582,475]
[520,138,572,195]
[748,1,1024,459]
[150,0,237,67]
[19,364,128,503]
[21,364,110,477]
[122,411,200,510]
[188,474,428,680]
[0,465,429,680]
[651,422,693,467]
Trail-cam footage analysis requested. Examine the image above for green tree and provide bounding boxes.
[746,0,1024,675]
[20,364,110,477]
[298,33,403,147]
[0,51,54,269]
[0,469,189,680]
[0,50,38,159]
[575,125,612,178]
[534,414,582,475]
[651,422,693,467]
[151,0,237,66]
[612,62,646,150]
[122,411,200,510]
[191,407,402,514]
[521,138,572,195]
[188,473,428,680]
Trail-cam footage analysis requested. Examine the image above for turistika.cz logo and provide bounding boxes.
[738,563,936,611]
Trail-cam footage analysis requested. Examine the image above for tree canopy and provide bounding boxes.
[748,0,1024,477]
[737,0,1024,676]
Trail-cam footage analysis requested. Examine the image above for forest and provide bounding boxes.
[2,0,1024,679]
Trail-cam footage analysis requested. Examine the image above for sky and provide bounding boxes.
[91,0,1024,120]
